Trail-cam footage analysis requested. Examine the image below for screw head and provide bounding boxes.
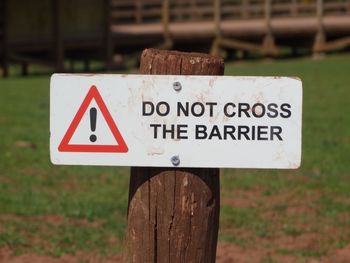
[173,81,182,92]
[171,155,180,166]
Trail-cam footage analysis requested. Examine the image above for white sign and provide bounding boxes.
[50,74,302,169]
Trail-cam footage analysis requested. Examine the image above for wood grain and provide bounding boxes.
[123,48,224,263]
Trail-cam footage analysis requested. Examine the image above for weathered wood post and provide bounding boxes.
[135,0,143,24]
[211,0,221,56]
[104,0,113,70]
[161,0,172,49]
[190,0,198,20]
[123,48,224,263]
[0,0,9,77]
[313,0,325,55]
[52,0,64,72]
[291,0,297,16]
[262,0,278,56]
[241,0,249,19]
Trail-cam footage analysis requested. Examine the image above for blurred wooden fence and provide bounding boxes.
[0,0,106,77]
[110,0,350,23]
[1,0,350,76]
[108,0,350,57]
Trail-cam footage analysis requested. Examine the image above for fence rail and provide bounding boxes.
[107,0,350,58]
[110,0,350,24]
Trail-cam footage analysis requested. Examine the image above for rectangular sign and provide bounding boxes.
[50,74,302,169]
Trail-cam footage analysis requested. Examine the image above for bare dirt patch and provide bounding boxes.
[14,141,36,149]
[0,248,122,263]
[2,239,350,262]
[1,181,350,262]
[219,184,350,262]
[0,214,103,228]
[216,242,270,263]
[222,187,262,208]
[328,244,350,263]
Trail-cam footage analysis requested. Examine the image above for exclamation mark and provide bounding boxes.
[89,107,97,142]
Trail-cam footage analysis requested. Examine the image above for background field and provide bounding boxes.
[0,54,350,262]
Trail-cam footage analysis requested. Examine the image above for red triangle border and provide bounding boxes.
[58,85,128,153]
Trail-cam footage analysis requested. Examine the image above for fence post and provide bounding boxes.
[242,0,249,18]
[313,0,325,55]
[123,48,223,263]
[52,0,64,72]
[104,0,113,70]
[190,0,199,20]
[262,0,278,56]
[136,0,143,24]
[0,0,8,77]
[161,0,172,48]
[211,0,221,55]
[291,0,297,16]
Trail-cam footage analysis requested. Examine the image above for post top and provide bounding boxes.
[140,48,225,75]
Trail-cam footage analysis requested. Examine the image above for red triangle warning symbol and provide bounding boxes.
[58,85,128,153]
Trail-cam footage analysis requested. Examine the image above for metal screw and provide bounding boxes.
[171,155,180,166]
[173,81,182,92]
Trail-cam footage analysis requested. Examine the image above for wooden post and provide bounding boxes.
[316,0,324,31]
[135,0,143,24]
[161,0,172,49]
[190,0,198,20]
[104,0,113,70]
[52,0,64,72]
[291,0,297,16]
[211,0,221,56]
[313,0,325,55]
[265,0,272,34]
[123,48,224,263]
[21,62,28,76]
[0,0,8,77]
[241,0,249,19]
[262,0,278,56]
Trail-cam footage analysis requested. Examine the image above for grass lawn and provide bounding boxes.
[1,53,350,261]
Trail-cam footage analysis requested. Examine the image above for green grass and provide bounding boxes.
[1,53,350,260]
[0,76,129,256]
